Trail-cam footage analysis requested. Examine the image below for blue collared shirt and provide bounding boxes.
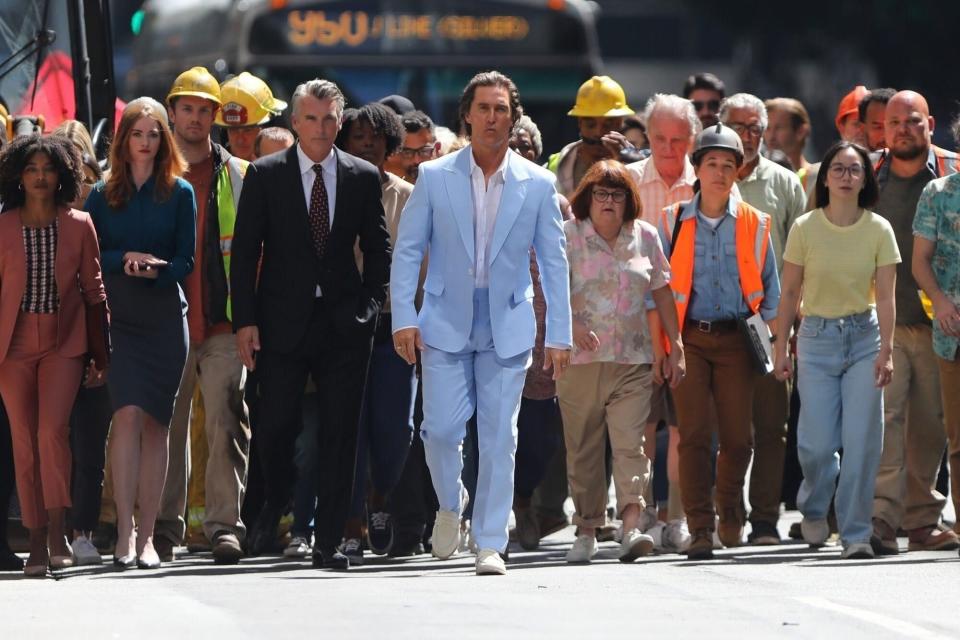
[673,193,780,323]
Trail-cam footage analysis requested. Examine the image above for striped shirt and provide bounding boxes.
[626,156,698,227]
[21,218,59,313]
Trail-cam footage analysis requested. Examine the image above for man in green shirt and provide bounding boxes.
[721,93,807,546]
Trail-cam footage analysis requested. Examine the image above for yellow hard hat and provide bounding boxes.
[568,76,634,118]
[214,72,288,127]
[166,66,222,106]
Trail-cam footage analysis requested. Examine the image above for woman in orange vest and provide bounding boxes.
[773,142,897,559]
[658,124,780,560]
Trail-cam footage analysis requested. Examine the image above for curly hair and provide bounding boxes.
[337,102,406,158]
[0,134,83,209]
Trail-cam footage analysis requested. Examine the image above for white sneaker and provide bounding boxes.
[801,518,830,547]
[432,510,462,559]
[619,528,654,563]
[841,542,874,559]
[475,548,507,575]
[566,534,598,563]
[663,518,692,553]
[637,506,659,532]
[458,520,478,554]
[72,536,102,566]
[647,521,666,551]
[283,536,312,558]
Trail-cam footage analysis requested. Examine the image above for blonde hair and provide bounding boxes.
[52,119,96,159]
[106,97,186,209]
[764,97,811,130]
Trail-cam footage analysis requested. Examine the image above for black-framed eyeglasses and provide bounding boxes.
[592,188,627,203]
[692,100,720,112]
[397,145,435,160]
[729,123,763,137]
[827,164,865,179]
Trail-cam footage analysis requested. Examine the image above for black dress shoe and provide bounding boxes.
[312,548,349,571]
[248,504,282,557]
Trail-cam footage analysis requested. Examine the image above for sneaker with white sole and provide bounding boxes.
[841,542,874,559]
[283,536,312,558]
[663,518,692,553]
[475,548,507,575]
[566,534,598,563]
[72,536,102,566]
[619,528,654,563]
[647,521,666,551]
[341,538,364,565]
[801,517,830,547]
[637,506,659,533]
[366,511,393,556]
[458,520,478,554]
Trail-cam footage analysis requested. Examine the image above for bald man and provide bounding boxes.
[870,91,960,556]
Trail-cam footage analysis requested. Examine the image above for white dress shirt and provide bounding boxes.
[469,149,510,288]
[297,143,338,296]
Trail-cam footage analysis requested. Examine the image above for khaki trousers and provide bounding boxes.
[157,333,250,542]
[873,324,947,530]
[749,373,789,525]
[557,362,652,529]
[937,354,960,524]
[674,326,758,532]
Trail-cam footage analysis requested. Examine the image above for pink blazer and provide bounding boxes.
[0,207,106,363]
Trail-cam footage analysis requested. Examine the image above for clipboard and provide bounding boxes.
[738,312,774,375]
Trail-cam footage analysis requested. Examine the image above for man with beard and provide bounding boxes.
[870,90,960,556]
[383,110,438,184]
[859,88,897,153]
[546,75,642,197]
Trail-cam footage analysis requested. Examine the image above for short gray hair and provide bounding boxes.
[291,79,346,116]
[642,94,701,138]
[513,115,543,159]
[719,93,768,130]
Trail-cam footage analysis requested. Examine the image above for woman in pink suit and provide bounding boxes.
[0,134,109,577]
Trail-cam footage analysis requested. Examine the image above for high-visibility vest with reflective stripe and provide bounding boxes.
[215,156,248,322]
[874,144,959,180]
[662,200,770,331]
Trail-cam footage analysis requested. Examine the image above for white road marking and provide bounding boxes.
[796,596,956,639]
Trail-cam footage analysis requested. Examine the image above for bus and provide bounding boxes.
[126,0,603,154]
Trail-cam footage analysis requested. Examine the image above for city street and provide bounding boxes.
[2,511,958,639]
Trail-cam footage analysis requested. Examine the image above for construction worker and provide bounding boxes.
[155,66,252,565]
[546,75,643,197]
[835,85,869,147]
[215,71,288,162]
[655,124,781,560]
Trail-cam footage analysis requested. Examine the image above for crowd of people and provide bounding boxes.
[0,66,958,577]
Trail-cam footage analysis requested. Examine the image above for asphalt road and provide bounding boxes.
[3,511,958,639]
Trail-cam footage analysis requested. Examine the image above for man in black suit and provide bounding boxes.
[231,78,391,570]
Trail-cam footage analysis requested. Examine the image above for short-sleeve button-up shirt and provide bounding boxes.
[913,172,960,360]
[565,217,670,365]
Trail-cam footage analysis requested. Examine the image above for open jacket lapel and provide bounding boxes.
[488,156,529,264]
[442,148,475,264]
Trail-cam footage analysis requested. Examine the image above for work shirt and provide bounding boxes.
[913,172,960,359]
[736,156,807,272]
[680,193,780,323]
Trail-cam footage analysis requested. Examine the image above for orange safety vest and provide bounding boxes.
[660,200,771,331]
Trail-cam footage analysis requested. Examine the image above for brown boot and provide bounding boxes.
[907,524,960,551]
[686,529,713,560]
[718,509,744,548]
[869,517,899,556]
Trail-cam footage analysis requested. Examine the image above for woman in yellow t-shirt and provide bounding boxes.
[774,141,899,560]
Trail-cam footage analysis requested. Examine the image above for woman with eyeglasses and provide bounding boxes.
[558,159,685,564]
[774,141,898,559]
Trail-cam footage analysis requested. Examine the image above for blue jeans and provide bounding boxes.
[348,340,417,518]
[796,310,883,545]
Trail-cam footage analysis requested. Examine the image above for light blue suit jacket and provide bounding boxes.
[391,146,572,359]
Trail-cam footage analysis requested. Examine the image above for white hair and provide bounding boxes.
[642,93,701,137]
[513,115,543,159]
[291,79,345,116]
[719,93,768,130]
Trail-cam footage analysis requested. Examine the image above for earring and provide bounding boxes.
[17,183,23,191]
[57,183,63,191]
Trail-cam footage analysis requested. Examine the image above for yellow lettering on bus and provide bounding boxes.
[287,11,313,47]
[340,11,369,47]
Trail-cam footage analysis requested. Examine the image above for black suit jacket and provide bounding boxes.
[231,145,391,353]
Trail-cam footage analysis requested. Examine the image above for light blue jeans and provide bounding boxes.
[796,310,883,545]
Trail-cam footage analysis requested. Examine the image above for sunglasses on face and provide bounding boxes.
[692,100,721,112]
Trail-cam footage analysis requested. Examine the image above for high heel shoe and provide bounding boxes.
[50,554,74,570]
[113,554,136,570]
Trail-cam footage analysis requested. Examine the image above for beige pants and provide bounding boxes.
[157,333,250,542]
[557,362,652,529]
[873,324,947,530]
[937,354,960,524]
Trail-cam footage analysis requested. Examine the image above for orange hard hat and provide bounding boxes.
[835,85,868,133]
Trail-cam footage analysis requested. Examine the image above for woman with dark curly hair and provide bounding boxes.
[0,134,109,577]
[84,97,195,570]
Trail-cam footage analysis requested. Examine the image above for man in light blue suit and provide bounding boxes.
[391,72,572,576]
